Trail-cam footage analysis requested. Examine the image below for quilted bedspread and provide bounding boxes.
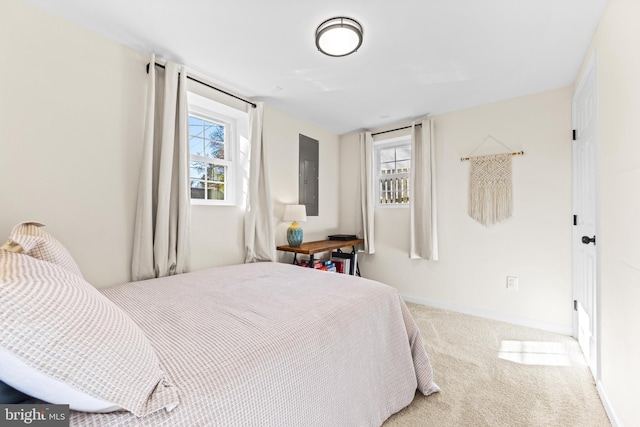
[72,262,439,426]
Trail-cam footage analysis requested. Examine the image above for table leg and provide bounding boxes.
[351,245,361,277]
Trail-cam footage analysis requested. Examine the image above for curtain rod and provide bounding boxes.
[147,62,256,109]
[371,123,422,137]
[460,151,524,162]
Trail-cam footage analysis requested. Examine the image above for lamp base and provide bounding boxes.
[287,221,303,247]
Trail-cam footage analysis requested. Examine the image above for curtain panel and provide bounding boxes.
[409,120,438,260]
[132,56,191,281]
[244,102,276,262]
[358,132,375,254]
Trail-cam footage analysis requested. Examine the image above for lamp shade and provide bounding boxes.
[315,17,363,57]
[283,204,307,222]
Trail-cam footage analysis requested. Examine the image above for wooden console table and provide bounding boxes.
[277,238,364,275]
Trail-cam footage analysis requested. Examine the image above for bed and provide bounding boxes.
[1,223,439,426]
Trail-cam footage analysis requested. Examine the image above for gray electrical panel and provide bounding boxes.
[299,134,319,216]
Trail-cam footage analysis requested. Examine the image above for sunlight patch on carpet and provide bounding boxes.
[498,340,571,366]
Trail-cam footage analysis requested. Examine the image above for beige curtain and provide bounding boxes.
[358,132,375,254]
[132,56,190,280]
[245,102,276,262]
[409,119,438,260]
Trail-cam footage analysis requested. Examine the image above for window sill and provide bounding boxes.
[376,203,410,209]
[190,199,237,207]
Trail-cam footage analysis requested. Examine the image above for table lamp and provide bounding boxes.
[283,204,307,247]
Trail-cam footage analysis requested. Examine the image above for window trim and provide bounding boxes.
[188,106,238,206]
[374,135,411,208]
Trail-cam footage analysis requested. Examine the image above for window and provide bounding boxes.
[187,87,250,207]
[375,137,411,206]
[188,113,233,203]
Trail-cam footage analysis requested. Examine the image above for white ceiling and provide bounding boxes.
[25,0,607,135]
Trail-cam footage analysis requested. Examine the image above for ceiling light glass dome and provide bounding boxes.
[315,17,363,57]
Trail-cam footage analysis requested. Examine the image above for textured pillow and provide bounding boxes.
[5,222,83,277]
[0,250,180,416]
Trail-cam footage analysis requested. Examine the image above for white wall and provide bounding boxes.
[0,0,341,286]
[575,0,640,424]
[0,0,148,287]
[340,87,573,332]
[265,106,341,262]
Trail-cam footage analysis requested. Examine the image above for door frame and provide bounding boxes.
[571,51,600,380]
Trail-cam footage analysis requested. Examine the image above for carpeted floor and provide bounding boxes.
[384,303,611,427]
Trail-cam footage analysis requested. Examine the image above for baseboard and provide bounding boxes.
[401,294,573,336]
[597,381,622,427]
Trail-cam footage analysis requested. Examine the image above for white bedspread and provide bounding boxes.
[71,262,438,426]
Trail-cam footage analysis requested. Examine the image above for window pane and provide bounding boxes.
[189,116,225,159]
[207,123,225,143]
[379,176,410,204]
[396,160,410,171]
[189,116,204,137]
[190,180,205,199]
[380,148,395,163]
[396,147,411,161]
[205,141,225,159]
[190,161,206,180]
[189,136,203,156]
[376,141,411,205]
[206,183,225,200]
[380,161,396,173]
[207,164,226,182]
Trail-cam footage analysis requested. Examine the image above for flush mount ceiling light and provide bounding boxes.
[315,17,363,57]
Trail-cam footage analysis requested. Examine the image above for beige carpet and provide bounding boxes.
[384,303,611,427]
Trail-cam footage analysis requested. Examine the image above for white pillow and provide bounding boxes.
[0,250,180,416]
[4,222,83,277]
[0,348,121,412]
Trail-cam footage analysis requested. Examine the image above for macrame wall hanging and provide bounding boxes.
[461,135,524,226]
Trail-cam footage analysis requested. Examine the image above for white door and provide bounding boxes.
[572,54,598,379]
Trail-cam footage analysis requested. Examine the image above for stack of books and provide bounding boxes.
[332,259,351,274]
[298,260,337,272]
[331,252,356,275]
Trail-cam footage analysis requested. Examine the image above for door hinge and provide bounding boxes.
[573,215,577,226]
[574,300,578,311]
[572,129,577,140]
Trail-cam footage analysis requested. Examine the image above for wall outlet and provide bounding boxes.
[506,276,519,291]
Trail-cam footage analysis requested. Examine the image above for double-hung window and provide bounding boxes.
[188,90,249,206]
[186,87,249,207]
[189,114,232,203]
[375,136,411,207]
